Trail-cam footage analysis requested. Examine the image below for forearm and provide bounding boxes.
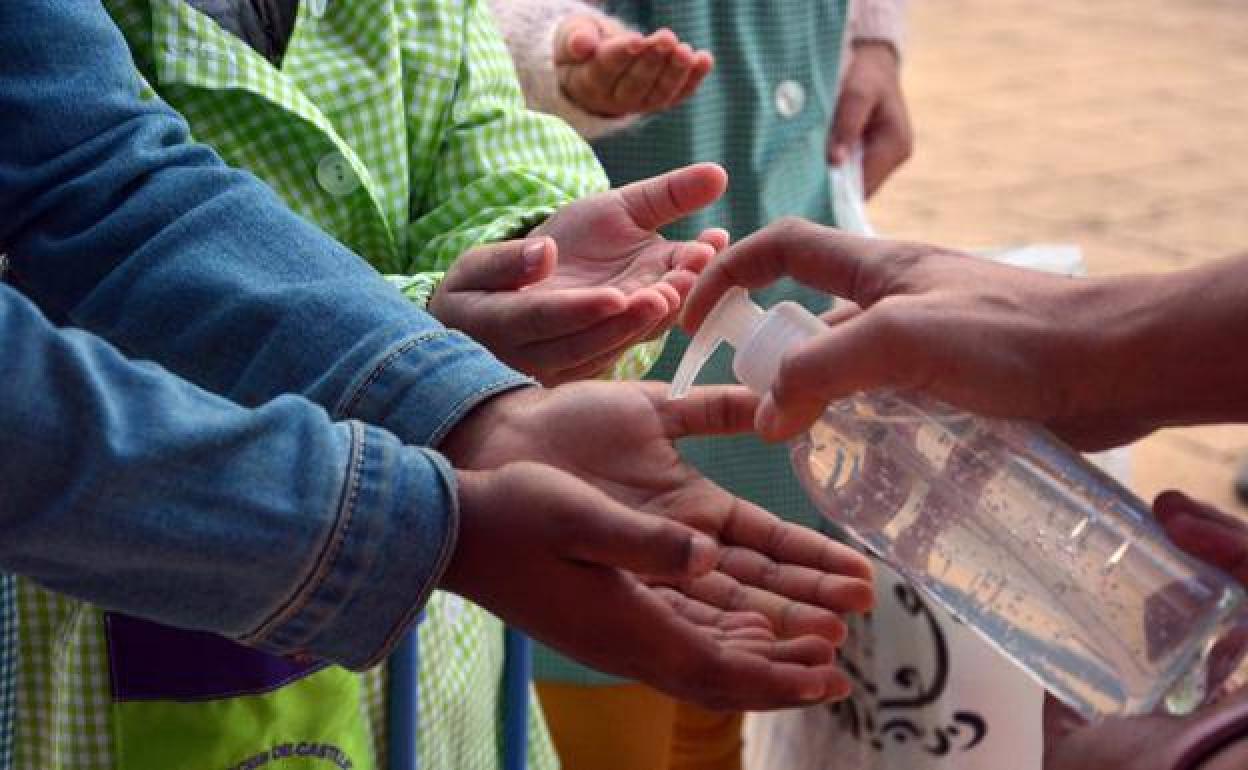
[1076,254,1248,428]
[0,287,453,669]
[0,0,526,448]
[485,0,639,139]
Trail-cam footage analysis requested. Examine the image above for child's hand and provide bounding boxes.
[556,14,713,118]
[440,381,875,709]
[429,237,667,385]
[432,164,727,385]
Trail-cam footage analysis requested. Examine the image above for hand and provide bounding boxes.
[430,237,669,385]
[527,162,729,380]
[440,381,874,707]
[828,41,913,198]
[444,461,850,710]
[683,221,1168,449]
[1042,492,1248,770]
[556,14,713,117]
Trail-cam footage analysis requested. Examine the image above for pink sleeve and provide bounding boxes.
[486,0,641,139]
[850,0,908,52]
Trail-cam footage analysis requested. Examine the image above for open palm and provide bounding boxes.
[533,162,729,307]
[444,380,875,640]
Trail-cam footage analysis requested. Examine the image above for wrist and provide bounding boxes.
[851,38,900,68]
[440,385,543,469]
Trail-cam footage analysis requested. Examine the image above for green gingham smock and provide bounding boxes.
[10,1,619,768]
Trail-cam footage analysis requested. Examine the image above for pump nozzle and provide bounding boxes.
[670,288,764,399]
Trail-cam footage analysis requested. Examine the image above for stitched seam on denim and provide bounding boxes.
[426,378,533,448]
[355,452,461,671]
[240,421,365,646]
[336,330,455,421]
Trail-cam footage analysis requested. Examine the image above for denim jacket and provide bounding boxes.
[0,0,526,672]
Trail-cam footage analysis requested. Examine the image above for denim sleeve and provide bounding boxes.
[0,285,452,670]
[0,0,529,449]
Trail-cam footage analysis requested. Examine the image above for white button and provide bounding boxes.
[307,0,328,19]
[316,152,359,196]
[774,80,806,119]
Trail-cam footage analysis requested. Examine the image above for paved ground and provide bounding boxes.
[869,0,1248,515]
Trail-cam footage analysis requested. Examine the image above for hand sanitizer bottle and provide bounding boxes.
[672,287,1248,720]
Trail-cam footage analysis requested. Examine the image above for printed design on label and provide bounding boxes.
[829,581,989,756]
[225,741,356,770]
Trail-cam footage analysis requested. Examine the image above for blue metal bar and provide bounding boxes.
[388,622,421,770]
[502,627,532,770]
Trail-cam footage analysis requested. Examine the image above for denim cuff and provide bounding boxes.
[335,329,533,448]
[242,422,460,669]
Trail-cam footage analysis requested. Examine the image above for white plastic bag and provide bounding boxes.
[742,159,1131,770]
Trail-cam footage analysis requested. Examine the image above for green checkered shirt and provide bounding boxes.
[12,1,658,768]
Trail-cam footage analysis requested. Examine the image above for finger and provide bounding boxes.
[616,162,728,233]
[640,43,695,111]
[522,297,668,374]
[440,237,555,293]
[589,31,647,91]
[651,586,773,634]
[681,570,849,641]
[757,313,918,440]
[716,546,874,614]
[652,384,761,438]
[697,227,731,254]
[683,223,893,333]
[714,501,874,583]
[819,302,862,326]
[540,469,719,579]
[861,102,913,198]
[613,29,676,107]
[555,15,605,65]
[485,286,630,345]
[828,84,874,167]
[728,636,843,669]
[668,50,713,109]
[691,652,850,709]
[1154,490,1248,585]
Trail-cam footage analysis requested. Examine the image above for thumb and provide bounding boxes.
[617,162,728,233]
[439,237,555,293]
[556,15,604,65]
[828,86,873,167]
[757,314,905,441]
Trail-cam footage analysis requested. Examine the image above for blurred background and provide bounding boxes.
[870,0,1248,515]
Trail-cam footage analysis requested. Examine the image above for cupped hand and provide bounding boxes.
[828,41,913,198]
[683,221,1151,449]
[443,461,852,710]
[528,162,729,378]
[556,14,713,117]
[442,381,875,644]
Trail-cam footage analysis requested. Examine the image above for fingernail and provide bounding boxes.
[801,679,827,701]
[756,395,779,436]
[690,533,719,572]
[523,239,546,273]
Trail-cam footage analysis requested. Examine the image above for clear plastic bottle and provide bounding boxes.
[671,287,1248,720]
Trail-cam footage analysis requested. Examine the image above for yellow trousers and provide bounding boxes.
[537,682,743,770]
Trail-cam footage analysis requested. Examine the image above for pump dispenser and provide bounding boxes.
[672,288,826,398]
[673,288,1248,721]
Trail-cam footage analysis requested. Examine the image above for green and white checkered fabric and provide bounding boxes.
[12,0,646,768]
[1,574,15,770]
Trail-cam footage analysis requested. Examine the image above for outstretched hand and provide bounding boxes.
[430,163,727,385]
[556,14,713,118]
[439,381,874,709]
